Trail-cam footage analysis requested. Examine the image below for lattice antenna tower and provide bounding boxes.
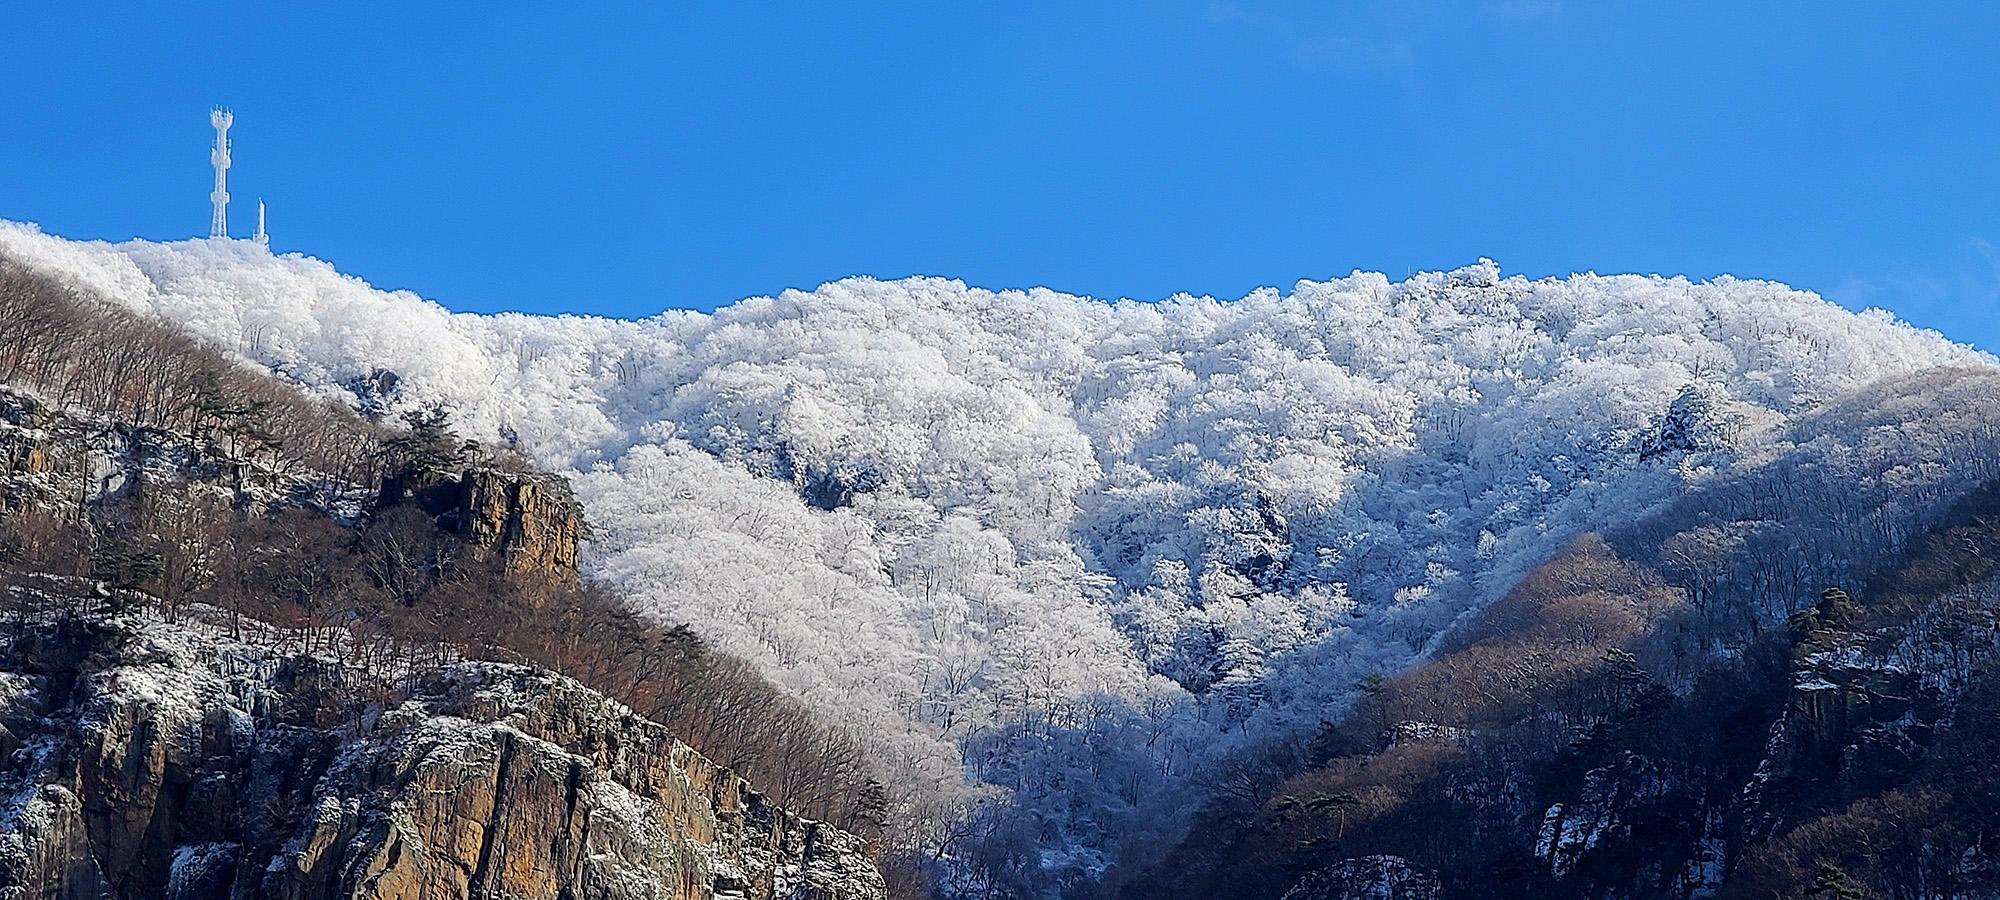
[209,108,233,238]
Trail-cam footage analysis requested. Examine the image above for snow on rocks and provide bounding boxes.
[0,613,885,900]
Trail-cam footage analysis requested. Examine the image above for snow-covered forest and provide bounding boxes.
[5,220,1996,889]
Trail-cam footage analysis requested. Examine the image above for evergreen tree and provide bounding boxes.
[851,778,891,835]
[190,370,275,458]
[1305,791,1361,837]
[90,537,164,594]
[1806,861,1866,899]
[384,403,466,477]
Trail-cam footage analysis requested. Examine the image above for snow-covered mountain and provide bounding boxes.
[6,221,1996,887]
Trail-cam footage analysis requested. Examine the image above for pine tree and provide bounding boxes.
[851,778,890,835]
[1806,861,1866,899]
[90,536,164,596]
[384,403,466,477]
[1818,588,1860,626]
[189,370,275,459]
[1305,791,1362,837]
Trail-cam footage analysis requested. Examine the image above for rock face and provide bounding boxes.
[1533,753,1700,880]
[1748,646,1936,824]
[454,468,583,575]
[0,613,886,900]
[1,387,105,515]
[1279,856,1441,900]
[1522,586,2000,899]
[380,467,585,577]
[0,387,352,521]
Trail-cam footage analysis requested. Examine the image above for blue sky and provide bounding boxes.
[5,2,1997,349]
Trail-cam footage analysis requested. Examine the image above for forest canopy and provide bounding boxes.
[6,221,1998,892]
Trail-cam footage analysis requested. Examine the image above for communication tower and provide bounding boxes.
[209,108,233,238]
[254,199,268,247]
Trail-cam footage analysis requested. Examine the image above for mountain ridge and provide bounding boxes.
[6,220,1996,893]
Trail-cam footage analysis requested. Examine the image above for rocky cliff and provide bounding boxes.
[1,386,159,517]
[452,468,583,575]
[0,386,355,523]
[378,466,584,578]
[0,606,885,900]
[1,379,584,587]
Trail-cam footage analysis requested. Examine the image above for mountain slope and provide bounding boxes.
[5,221,1996,891]
[1121,473,2000,900]
[0,260,893,899]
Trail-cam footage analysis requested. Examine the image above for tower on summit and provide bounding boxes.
[254,199,268,247]
[209,108,233,238]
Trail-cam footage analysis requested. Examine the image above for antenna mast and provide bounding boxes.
[209,109,233,238]
[254,199,268,247]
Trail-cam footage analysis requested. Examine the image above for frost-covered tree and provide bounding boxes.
[6,222,1999,893]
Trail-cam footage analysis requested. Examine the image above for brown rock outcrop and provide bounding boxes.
[454,468,582,575]
[0,389,70,515]
[0,616,885,900]
[378,466,586,578]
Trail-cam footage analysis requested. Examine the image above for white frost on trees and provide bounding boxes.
[4,222,1996,886]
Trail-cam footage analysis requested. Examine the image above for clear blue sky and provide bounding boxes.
[6,2,1997,349]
